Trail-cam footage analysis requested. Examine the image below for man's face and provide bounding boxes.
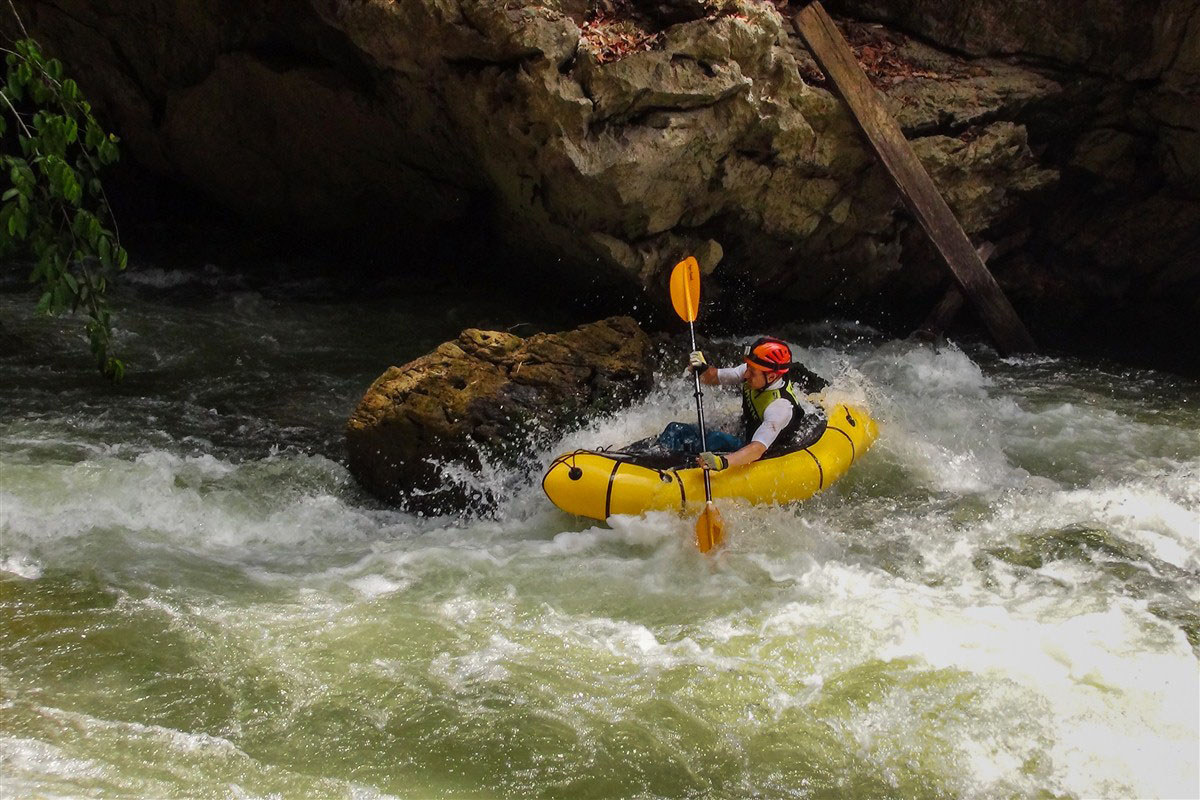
[744,365,772,389]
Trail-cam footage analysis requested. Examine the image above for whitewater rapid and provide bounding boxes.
[1,280,1197,799]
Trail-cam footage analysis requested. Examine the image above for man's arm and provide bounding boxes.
[697,440,767,470]
[724,440,767,467]
[703,364,748,386]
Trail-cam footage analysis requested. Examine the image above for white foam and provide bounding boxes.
[980,474,1200,572]
[0,553,43,579]
[818,564,1199,799]
[0,449,388,558]
[0,736,108,782]
[429,632,528,691]
[858,340,991,398]
[345,574,407,598]
[122,267,205,289]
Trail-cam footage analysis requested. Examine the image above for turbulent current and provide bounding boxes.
[1,268,1197,799]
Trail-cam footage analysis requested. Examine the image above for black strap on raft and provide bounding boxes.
[548,450,585,481]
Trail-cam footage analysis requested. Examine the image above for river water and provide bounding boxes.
[1,266,1197,799]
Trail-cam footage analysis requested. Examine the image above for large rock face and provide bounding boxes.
[7,1,1054,292]
[345,317,653,512]
[8,0,1197,356]
[827,0,1200,343]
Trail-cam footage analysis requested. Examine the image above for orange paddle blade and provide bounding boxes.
[669,257,701,323]
[694,501,726,553]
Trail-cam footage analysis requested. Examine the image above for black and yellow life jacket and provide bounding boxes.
[740,380,803,452]
[740,363,830,453]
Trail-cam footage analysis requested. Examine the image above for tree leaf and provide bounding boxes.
[7,72,23,100]
[6,37,131,380]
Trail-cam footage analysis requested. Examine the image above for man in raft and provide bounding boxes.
[662,336,829,471]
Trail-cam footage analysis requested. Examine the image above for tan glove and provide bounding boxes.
[697,451,729,471]
[687,350,708,375]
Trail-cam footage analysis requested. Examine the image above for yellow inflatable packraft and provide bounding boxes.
[542,401,878,521]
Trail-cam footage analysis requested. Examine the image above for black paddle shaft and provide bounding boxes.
[688,321,715,501]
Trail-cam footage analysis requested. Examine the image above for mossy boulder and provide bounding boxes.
[345,316,653,512]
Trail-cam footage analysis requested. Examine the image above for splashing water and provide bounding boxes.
[1,276,1197,799]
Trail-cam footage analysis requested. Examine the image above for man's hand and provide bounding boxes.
[687,350,708,375]
[697,451,728,471]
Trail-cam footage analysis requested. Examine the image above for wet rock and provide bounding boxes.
[345,316,653,513]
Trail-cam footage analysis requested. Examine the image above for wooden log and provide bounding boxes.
[911,242,995,343]
[911,285,964,345]
[791,2,1036,354]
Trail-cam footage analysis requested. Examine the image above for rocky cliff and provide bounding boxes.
[826,0,1199,352]
[6,0,1197,359]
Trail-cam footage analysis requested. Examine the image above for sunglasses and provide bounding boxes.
[743,362,782,379]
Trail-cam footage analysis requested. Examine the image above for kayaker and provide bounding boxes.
[661,336,828,471]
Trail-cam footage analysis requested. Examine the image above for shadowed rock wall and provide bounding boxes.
[827,0,1200,347]
[6,2,1052,288]
[7,0,1197,358]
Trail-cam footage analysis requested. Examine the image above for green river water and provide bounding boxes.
[1,266,1197,799]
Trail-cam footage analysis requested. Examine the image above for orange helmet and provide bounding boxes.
[744,337,791,374]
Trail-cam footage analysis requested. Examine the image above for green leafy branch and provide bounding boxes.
[2,35,129,380]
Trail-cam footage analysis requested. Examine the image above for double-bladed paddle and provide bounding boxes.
[669,257,726,553]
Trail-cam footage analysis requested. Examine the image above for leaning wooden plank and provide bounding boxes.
[910,284,964,345]
[911,243,996,343]
[791,1,1036,354]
